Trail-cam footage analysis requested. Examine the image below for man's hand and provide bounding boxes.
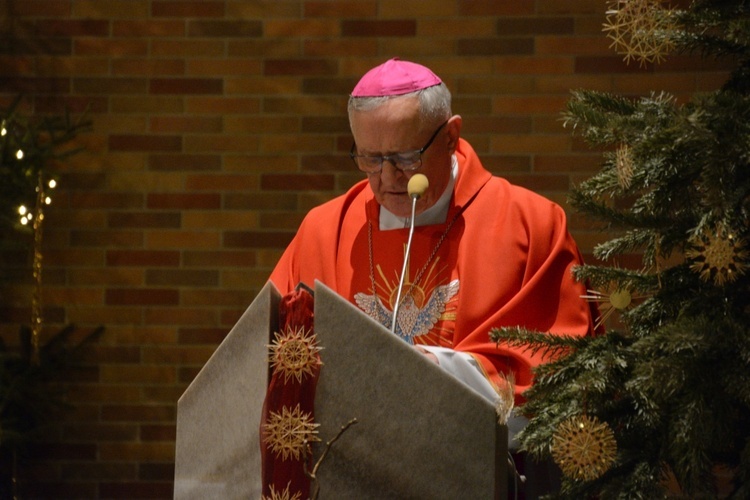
[413,345,439,364]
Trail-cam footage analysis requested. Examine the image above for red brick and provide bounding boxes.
[64,423,139,441]
[457,38,534,56]
[0,77,70,94]
[148,154,222,171]
[22,482,98,499]
[36,20,110,37]
[300,154,351,173]
[261,173,335,191]
[102,404,175,422]
[177,327,227,344]
[99,481,174,498]
[113,58,186,76]
[107,212,181,229]
[187,20,262,37]
[304,39,379,57]
[341,20,417,37]
[504,173,572,192]
[106,288,179,306]
[113,20,186,37]
[224,231,295,249]
[459,0,534,15]
[12,0,71,16]
[151,1,225,18]
[141,424,176,441]
[109,134,182,152]
[69,192,143,209]
[61,463,137,481]
[149,116,222,133]
[74,38,149,56]
[496,17,575,35]
[139,462,175,481]
[28,443,98,461]
[143,308,217,327]
[146,230,221,249]
[264,59,338,76]
[53,222,114,248]
[151,39,225,57]
[147,193,221,210]
[305,1,377,17]
[149,78,223,95]
[145,269,219,287]
[106,250,180,267]
[184,174,257,191]
[74,77,149,94]
[182,250,257,267]
[575,56,647,74]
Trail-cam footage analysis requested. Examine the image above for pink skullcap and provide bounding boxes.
[351,58,442,97]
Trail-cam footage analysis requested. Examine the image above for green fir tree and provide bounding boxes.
[491,1,750,498]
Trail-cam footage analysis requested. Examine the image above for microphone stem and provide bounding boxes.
[391,195,418,339]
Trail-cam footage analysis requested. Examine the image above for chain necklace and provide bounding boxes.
[367,209,462,310]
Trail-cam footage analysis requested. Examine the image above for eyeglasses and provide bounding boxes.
[349,120,448,174]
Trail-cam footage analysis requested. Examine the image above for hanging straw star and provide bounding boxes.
[268,325,322,384]
[263,404,321,461]
[603,0,676,66]
[494,371,515,426]
[552,414,617,482]
[615,144,635,189]
[686,226,748,286]
[583,285,648,330]
[261,483,302,500]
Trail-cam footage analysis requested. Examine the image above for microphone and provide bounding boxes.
[391,174,429,338]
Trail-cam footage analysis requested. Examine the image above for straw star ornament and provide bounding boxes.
[263,404,321,461]
[603,0,676,66]
[552,414,617,482]
[268,325,322,384]
[687,227,748,286]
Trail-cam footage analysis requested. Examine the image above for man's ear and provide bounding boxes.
[446,115,462,153]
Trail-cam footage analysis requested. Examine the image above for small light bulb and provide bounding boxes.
[16,149,24,160]
[1,127,6,136]
[20,216,29,225]
[18,205,27,215]
[48,179,57,189]
[44,196,52,205]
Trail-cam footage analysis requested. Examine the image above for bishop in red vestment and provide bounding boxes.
[269,58,598,407]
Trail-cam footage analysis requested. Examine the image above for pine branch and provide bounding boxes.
[489,326,590,361]
[572,264,657,292]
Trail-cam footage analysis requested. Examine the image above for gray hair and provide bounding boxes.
[348,82,452,130]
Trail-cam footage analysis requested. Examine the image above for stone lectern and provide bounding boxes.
[174,281,507,499]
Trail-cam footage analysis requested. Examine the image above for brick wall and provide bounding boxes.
[0,0,731,497]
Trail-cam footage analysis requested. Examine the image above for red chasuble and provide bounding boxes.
[270,139,598,403]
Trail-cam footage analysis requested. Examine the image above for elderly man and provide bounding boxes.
[270,58,596,405]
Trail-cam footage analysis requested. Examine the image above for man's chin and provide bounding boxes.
[379,199,412,218]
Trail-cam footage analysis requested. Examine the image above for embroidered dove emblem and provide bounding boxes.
[354,279,459,343]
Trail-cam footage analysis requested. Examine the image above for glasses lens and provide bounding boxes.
[393,152,421,171]
[355,156,382,173]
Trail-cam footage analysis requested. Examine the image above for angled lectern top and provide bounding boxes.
[174,280,507,499]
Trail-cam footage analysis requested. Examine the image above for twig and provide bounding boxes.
[305,417,358,500]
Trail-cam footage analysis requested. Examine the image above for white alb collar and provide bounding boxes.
[379,155,458,230]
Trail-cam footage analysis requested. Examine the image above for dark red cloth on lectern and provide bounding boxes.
[260,286,317,499]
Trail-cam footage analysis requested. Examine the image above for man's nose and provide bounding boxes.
[380,159,407,182]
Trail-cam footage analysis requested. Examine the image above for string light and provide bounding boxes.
[19,205,31,225]
[16,149,24,160]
